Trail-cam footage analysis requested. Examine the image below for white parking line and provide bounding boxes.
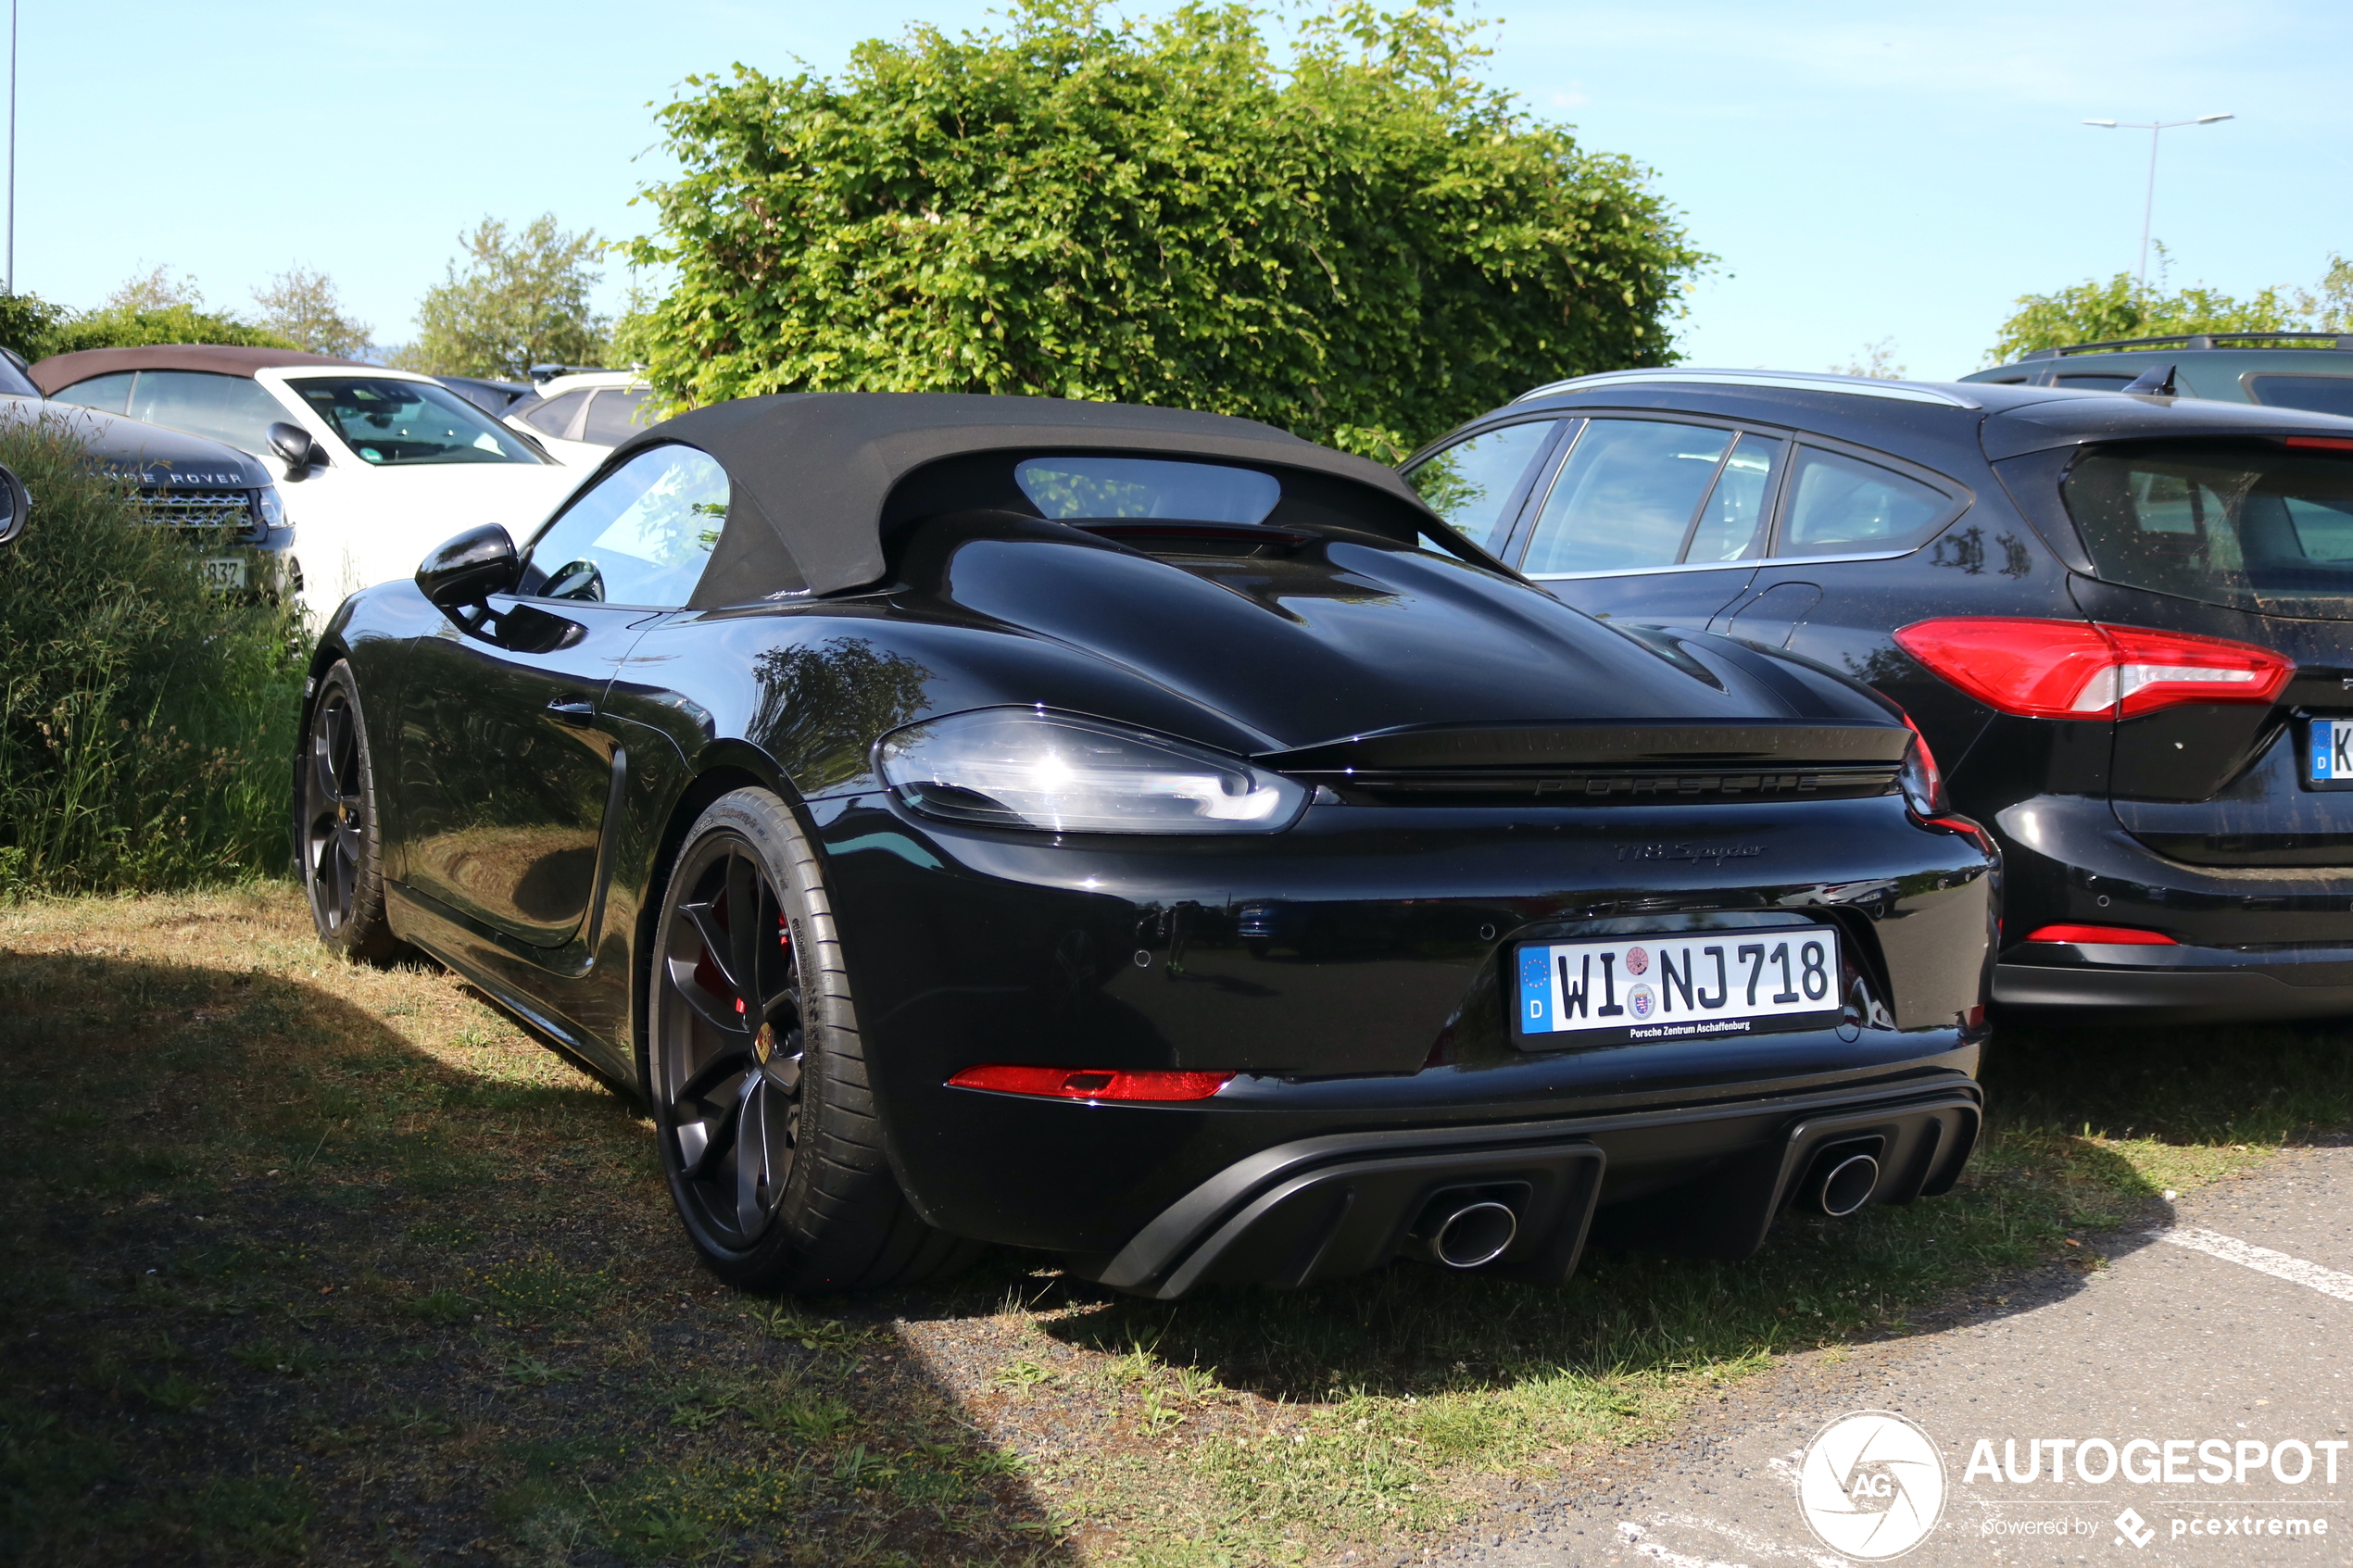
[1617,1514,1851,1568]
[2151,1225,2353,1303]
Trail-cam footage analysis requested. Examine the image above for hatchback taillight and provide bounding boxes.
[1893,618,2292,721]
[2020,923,2177,946]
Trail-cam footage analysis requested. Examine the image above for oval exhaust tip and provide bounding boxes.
[1431,1200,1518,1268]
[1817,1153,1880,1218]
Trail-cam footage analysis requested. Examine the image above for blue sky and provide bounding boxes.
[15,0,2347,382]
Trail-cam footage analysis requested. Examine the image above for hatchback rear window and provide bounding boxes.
[2062,440,2353,619]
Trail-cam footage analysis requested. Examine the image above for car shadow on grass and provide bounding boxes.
[0,945,1079,1568]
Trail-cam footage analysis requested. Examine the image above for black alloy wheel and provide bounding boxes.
[656,830,806,1251]
[648,789,976,1292]
[305,690,367,931]
[297,661,403,962]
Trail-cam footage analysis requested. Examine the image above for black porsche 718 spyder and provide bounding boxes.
[296,393,1995,1298]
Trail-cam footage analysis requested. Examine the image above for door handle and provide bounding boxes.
[546,696,596,727]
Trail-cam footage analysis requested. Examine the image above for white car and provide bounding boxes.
[31,345,581,608]
[503,370,656,466]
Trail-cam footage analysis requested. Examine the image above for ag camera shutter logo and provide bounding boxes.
[1797,1411,1947,1560]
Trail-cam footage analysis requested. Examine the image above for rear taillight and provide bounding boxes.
[1896,715,1944,816]
[946,1064,1234,1101]
[1894,618,2292,721]
[2285,436,2353,452]
[2020,923,2177,946]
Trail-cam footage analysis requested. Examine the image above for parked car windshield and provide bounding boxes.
[290,376,544,466]
[2062,439,2353,619]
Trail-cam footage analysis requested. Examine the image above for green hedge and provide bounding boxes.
[0,416,304,894]
[625,0,1707,458]
[0,289,296,364]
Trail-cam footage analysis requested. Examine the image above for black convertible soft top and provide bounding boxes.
[605,392,1471,601]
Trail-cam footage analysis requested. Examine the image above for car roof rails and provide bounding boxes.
[1512,367,1982,409]
[2022,332,2353,360]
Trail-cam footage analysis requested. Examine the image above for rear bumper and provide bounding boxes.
[1989,794,2353,1018]
[812,791,1994,1255]
[1995,943,2353,1023]
[1070,1078,1981,1298]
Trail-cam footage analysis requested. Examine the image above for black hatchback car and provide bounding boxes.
[1405,369,2353,1024]
[297,392,1993,1298]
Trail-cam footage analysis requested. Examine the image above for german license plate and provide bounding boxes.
[2308,719,2353,790]
[198,556,248,591]
[1514,928,1843,1047]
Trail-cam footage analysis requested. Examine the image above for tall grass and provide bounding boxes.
[0,414,303,893]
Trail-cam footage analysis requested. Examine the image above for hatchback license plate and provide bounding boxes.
[198,556,248,592]
[1515,929,1842,1047]
[2308,719,2353,790]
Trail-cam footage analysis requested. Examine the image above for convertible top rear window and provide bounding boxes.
[1015,456,1280,523]
[2062,439,2353,619]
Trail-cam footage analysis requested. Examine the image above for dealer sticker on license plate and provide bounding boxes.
[198,557,248,592]
[2308,719,2353,790]
[1514,929,1842,1047]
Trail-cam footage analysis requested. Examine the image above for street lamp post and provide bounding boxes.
[2082,114,2233,287]
[6,0,15,295]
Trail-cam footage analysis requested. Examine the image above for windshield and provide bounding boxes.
[2062,439,2353,619]
[290,376,543,466]
[0,355,38,399]
[1015,456,1279,522]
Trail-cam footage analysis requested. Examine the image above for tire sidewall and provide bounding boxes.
[648,788,848,1284]
[297,660,393,959]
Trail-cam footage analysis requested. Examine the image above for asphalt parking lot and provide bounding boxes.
[1441,1139,2353,1567]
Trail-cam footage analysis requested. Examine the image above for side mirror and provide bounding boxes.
[268,420,324,474]
[416,523,519,613]
[0,463,29,546]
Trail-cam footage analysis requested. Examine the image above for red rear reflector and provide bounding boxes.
[1894,618,2291,720]
[2021,923,2177,946]
[2285,436,2353,451]
[946,1064,1235,1101]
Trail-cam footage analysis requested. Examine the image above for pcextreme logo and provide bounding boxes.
[1797,1411,1948,1560]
